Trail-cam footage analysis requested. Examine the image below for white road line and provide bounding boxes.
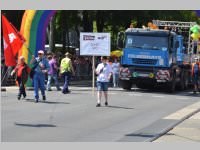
[109,93,117,95]
[152,95,165,98]
[175,97,189,100]
[129,94,142,96]
[163,101,200,120]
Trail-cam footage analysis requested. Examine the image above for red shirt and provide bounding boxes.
[14,64,31,77]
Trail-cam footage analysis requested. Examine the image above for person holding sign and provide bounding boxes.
[95,56,112,107]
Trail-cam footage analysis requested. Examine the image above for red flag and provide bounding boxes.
[2,14,24,66]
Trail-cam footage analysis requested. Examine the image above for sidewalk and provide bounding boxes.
[154,105,200,142]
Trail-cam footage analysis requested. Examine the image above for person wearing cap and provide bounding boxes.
[112,58,120,88]
[30,50,50,102]
[47,53,61,91]
[95,56,113,107]
[60,52,75,94]
[191,57,200,94]
[11,56,31,100]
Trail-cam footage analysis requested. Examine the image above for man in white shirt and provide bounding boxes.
[95,56,112,107]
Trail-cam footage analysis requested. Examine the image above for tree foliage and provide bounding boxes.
[2,10,200,52]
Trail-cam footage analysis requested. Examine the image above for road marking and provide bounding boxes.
[175,97,189,100]
[109,92,117,95]
[129,94,142,96]
[152,95,165,98]
[163,101,200,120]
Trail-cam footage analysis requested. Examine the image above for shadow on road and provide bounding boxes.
[14,122,56,128]
[42,101,70,104]
[108,105,134,110]
[126,133,157,138]
[24,99,70,104]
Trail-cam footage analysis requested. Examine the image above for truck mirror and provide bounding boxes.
[117,32,125,49]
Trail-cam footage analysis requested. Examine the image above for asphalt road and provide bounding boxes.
[1,85,200,142]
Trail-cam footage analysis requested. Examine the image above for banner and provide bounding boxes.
[2,14,24,66]
[80,32,110,56]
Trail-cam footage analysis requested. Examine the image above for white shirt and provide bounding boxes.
[96,62,112,82]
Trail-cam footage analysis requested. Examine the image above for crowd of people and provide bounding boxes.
[10,50,121,105]
[10,50,200,106]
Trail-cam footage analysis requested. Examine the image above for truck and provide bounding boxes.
[117,20,198,92]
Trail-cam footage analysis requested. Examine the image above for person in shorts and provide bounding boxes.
[95,56,112,107]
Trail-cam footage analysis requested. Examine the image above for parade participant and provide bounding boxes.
[30,50,50,103]
[60,52,75,94]
[112,58,120,87]
[191,57,200,94]
[95,56,112,107]
[47,53,61,91]
[11,56,30,100]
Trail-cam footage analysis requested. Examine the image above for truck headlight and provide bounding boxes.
[159,59,164,65]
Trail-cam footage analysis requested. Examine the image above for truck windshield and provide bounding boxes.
[125,35,168,50]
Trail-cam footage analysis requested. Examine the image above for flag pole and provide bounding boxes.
[92,55,95,96]
[1,68,9,92]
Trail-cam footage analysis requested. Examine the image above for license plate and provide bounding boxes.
[138,73,149,77]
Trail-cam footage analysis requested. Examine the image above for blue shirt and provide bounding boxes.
[33,57,50,74]
[112,62,120,74]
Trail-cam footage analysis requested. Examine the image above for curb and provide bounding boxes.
[150,106,200,142]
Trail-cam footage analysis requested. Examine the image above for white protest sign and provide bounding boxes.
[80,32,110,56]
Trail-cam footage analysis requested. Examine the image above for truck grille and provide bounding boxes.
[132,59,157,65]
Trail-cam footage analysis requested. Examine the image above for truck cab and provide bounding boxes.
[118,28,186,92]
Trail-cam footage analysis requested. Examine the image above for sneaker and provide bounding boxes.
[96,103,101,107]
[35,99,39,103]
[62,91,67,94]
[62,90,71,94]
[105,102,108,106]
[17,96,21,100]
[23,94,26,99]
[47,89,52,91]
[42,96,46,101]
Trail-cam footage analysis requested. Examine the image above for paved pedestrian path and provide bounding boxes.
[154,107,200,142]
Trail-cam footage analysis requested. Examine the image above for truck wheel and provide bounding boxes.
[167,81,176,93]
[166,71,176,93]
[177,72,185,91]
[184,73,189,90]
[120,80,132,90]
